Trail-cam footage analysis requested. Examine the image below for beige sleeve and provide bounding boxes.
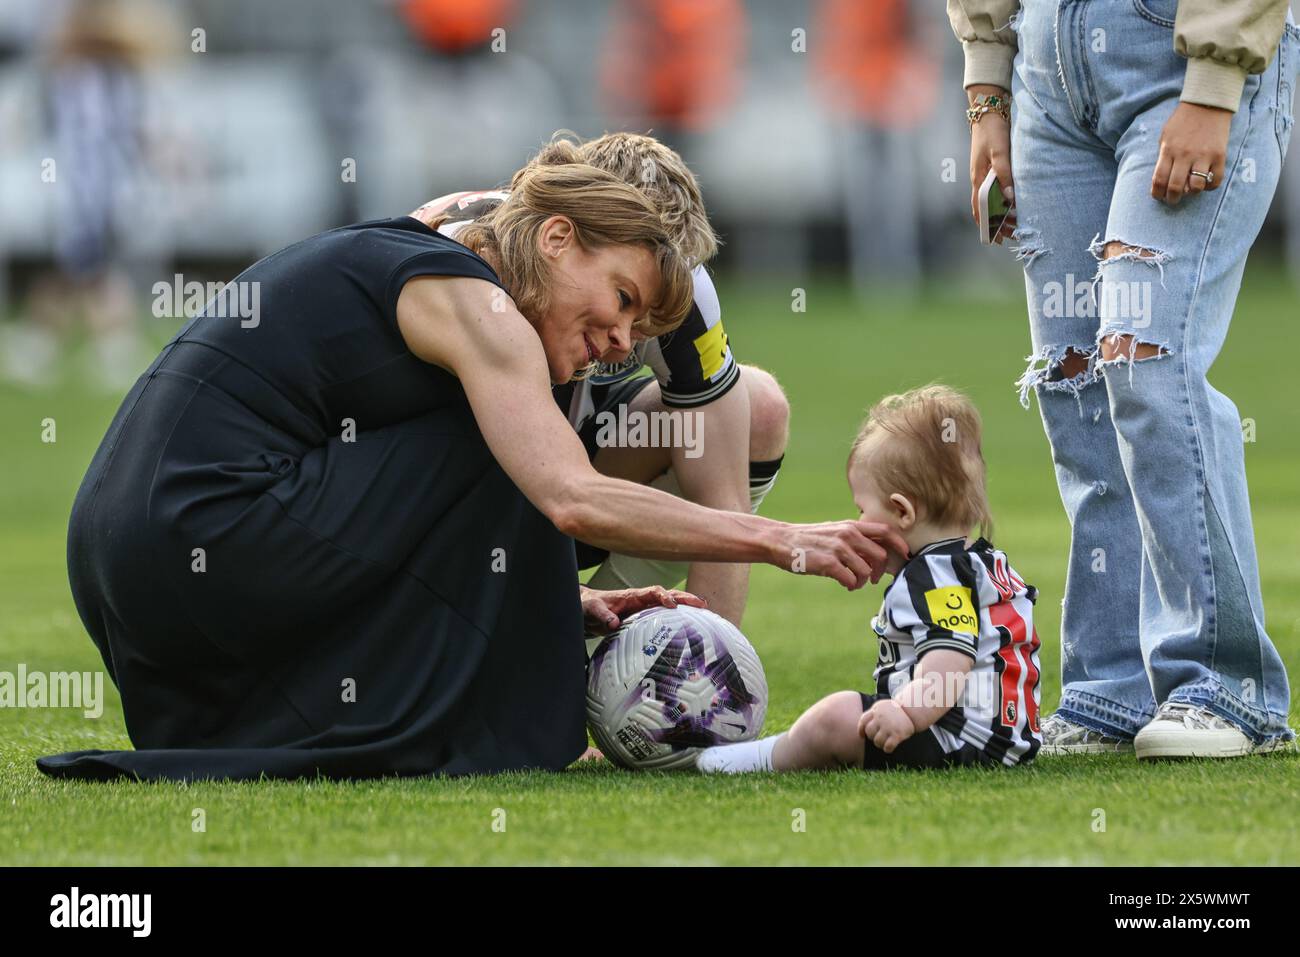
[1175,0,1291,112]
[947,0,1020,91]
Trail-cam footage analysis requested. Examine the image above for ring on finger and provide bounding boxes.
[1190,169,1214,185]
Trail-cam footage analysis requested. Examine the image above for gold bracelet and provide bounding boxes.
[966,94,1011,126]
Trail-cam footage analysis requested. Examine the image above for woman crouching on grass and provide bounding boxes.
[700,386,1043,773]
[41,143,908,782]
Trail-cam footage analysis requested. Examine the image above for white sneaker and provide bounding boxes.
[1039,712,1134,755]
[1134,702,1293,760]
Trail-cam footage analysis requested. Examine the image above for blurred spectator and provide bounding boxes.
[347,0,565,219]
[3,0,176,391]
[600,0,746,136]
[815,0,942,300]
[398,0,518,54]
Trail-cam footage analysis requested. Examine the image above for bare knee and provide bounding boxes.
[1056,347,1092,379]
[741,364,789,461]
[1098,333,1166,363]
[1095,243,1170,364]
[1101,241,1162,262]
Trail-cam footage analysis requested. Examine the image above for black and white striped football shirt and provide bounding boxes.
[872,537,1042,766]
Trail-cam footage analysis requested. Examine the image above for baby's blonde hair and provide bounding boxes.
[449,154,695,337]
[849,385,993,539]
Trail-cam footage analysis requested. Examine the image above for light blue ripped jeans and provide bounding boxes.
[1009,0,1298,743]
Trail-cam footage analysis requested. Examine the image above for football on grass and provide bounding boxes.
[586,606,768,770]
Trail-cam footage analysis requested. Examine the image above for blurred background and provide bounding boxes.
[1,0,1294,390]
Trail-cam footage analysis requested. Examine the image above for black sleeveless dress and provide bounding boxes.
[38,217,587,781]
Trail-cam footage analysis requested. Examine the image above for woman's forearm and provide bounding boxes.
[404,280,903,587]
[554,472,786,567]
[554,470,908,590]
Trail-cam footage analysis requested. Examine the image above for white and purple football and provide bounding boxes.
[585,606,767,770]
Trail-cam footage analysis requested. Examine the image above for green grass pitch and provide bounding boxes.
[1,267,1297,865]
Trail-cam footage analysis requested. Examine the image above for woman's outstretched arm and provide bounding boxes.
[397,275,909,590]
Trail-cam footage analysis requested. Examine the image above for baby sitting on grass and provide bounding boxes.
[698,385,1042,773]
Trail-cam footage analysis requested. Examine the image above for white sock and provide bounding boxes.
[748,462,781,514]
[695,734,781,774]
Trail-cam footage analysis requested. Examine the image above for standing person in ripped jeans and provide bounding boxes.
[948,0,1298,758]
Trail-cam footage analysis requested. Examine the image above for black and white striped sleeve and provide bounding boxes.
[889,552,983,661]
[642,265,739,408]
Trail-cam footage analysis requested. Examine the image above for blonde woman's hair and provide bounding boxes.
[446,155,695,338]
[849,385,993,539]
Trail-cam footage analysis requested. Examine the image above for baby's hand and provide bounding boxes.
[859,698,915,754]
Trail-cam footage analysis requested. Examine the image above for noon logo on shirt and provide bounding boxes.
[924,586,977,633]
